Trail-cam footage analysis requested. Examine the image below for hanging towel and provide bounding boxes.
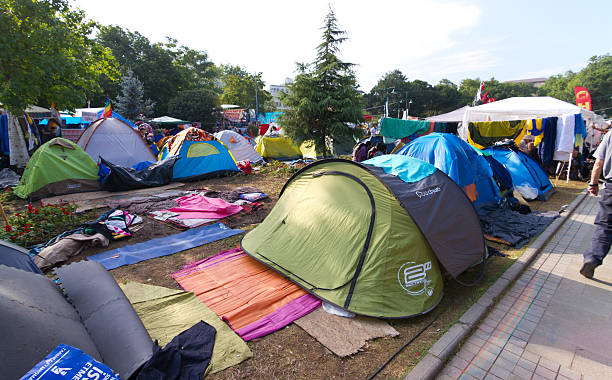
[7,112,29,167]
[538,117,557,167]
[467,120,527,149]
[0,114,9,155]
[526,118,547,146]
[574,113,587,148]
[379,117,430,139]
[433,122,447,133]
[553,113,575,161]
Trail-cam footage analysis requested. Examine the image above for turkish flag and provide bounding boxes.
[574,87,592,111]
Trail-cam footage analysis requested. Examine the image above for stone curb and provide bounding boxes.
[404,190,588,380]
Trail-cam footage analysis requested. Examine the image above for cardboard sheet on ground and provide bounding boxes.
[172,248,321,340]
[41,182,185,212]
[294,307,399,357]
[88,222,243,270]
[119,281,252,375]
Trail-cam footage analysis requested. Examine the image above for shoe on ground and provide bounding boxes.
[580,261,600,279]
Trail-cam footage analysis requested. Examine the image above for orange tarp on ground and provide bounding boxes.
[172,248,320,340]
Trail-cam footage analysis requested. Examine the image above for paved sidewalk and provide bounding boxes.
[438,194,612,380]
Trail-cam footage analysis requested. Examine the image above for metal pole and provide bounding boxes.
[254,73,259,127]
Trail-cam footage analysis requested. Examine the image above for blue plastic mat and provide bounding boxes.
[88,223,243,270]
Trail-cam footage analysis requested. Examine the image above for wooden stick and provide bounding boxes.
[0,202,9,226]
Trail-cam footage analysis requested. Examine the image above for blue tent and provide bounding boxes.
[395,133,502,212]
[160,140,239,181]
[484,145,554,201]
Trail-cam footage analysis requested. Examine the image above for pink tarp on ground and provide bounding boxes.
[172,248,321,341]
[168,194,243,220]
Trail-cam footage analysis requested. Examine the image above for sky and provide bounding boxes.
[72,0,611,92]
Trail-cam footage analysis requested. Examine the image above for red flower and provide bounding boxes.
[33,209,39,214]
[5,224,12,232]
[10,236,15,240]
[18,231,24,236]
[27,203,33,213]
[39,200,44,207]
[64,210,70,215]
[14,212,20,217]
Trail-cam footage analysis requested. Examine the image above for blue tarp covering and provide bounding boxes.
[88,223,243,270]
[363,154,437,184]
[258,111,283,124]
[396,133,502,210]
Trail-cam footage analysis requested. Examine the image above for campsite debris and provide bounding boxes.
[137,321,216,380]
[0,168,20,189]
[480,209,559,248]
[203,186,267,203]
[27,208,140,270]
[98,156,178,192]
[34,233,109,270]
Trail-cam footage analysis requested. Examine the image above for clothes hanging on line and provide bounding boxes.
[467,120,527,149]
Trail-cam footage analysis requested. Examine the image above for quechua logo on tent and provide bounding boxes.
[415,186,441,199]
[398,261,434,297]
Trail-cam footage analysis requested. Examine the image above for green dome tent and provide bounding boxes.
[242,156,486,318]
[14,138,100,199]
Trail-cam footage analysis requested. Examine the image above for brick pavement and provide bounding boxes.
[437,194,612,380]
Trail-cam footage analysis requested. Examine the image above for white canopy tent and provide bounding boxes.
[459,96,607,183]
[426,106,471,122]
[459,96,605,139]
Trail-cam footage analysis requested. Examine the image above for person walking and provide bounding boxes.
[582,131,612,278]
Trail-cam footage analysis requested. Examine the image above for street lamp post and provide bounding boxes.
[254,72,260,128]
[407,98,413,118]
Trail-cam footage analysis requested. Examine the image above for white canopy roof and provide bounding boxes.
[426,106,471,122]
[463,96,599,123]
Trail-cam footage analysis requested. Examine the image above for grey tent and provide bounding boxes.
[0,239,41,274]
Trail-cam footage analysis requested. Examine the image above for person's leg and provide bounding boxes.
[582,187,612,278]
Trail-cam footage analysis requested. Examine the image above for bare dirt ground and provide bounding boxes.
[18,170,586,380]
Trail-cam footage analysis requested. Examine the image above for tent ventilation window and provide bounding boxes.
[186,143,220,158]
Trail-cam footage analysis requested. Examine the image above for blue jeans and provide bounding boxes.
[584,187,612,264]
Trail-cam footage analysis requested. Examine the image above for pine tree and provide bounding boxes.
[114,69,155,120]
[280,8,362,157]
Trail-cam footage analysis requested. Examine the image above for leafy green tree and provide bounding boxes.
[95,26,218,115]
[114,69,155,120]
[538,54,612,116]
[280,9,362,157]
[0,0,119,113]
[168,89,218,131]
[219,66,273,112]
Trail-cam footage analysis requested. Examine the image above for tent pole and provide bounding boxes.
[566,152,571,183]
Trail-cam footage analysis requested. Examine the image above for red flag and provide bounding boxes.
[574,87,592,111]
